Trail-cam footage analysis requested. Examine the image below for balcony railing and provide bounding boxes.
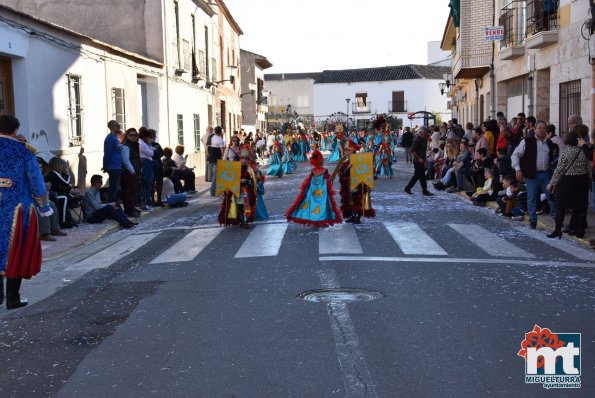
[526,0,558,36]
[499,1,525,49]
[388,101,407,113]
[352,102,372,114]
[452,48,492,79]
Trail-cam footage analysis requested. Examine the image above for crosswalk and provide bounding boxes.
[74,221,595,269]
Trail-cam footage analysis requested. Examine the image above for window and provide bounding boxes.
[559,80,581,138]
[174,1,181,69]
[67,74,83,146]
[391,91,405,112]
[205,26,210,81]
[499,1,526,48]
[355,93,368,113]
[177,114,184,145]
[111,88,126,131]
[526,0,557,35]
[191,14,198,77]
[193,114,201,150]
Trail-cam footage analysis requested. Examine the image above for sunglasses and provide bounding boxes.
[232,139,239,142]
[128,134,138,137]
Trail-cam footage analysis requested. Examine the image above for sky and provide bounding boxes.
[224,0,451,74]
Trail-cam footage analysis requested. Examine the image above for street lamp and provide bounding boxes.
[205,65,238,88]
[439,82,447,95]
[345,98,351,121]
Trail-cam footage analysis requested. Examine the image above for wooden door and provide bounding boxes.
[0,57,15,115]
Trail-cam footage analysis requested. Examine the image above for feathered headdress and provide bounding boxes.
[309,149,324,167]
[373,115,386,131]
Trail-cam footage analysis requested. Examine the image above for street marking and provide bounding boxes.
[449,224,533,258]
[319,224,363,255]
[514,227,595,262]
[234,223,288,258]
[150,227,223,264]
[316,269,378,398]
[319,256,595,268]
[384,221,447,255]
[76,233,159,271]
[136,219,287,235]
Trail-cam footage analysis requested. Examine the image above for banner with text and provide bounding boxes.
[485,26,504,41]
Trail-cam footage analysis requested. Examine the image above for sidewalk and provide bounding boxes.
[41,177,213,261]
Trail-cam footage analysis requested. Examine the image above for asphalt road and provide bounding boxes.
[1,156,594,398]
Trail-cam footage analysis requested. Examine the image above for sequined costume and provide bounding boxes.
[0,135,50,278]
[338,141,376,223]
[286,150,342,227]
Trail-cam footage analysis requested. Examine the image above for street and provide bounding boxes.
[1,156,594,398]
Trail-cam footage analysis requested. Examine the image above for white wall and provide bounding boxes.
[267,78,315,116]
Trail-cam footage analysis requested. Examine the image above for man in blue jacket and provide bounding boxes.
[103,120,123,202]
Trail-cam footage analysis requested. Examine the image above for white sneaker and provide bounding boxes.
[511,216,524,221]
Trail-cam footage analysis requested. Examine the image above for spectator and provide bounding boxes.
[430,125,442,150]
[495,147,515,180]
[162,147,184,193]
[468,168,496,206]
[470,148,492,188]
[464,122,474,141]
[121,128,141,218]
[524,116,536,138]
[403,126,433,196]
[496,178,525,218]
[546,130,591,238]
[511,120,557,229]
[38,196,66,241]
[162,167,188,207]
[139,127,155,210]
[223,135,242,161]
[546,124,565,152]
[513,113,526,138]
[103,120,123,202]
[401,127,414,164]
[44,157,81,228]
[208,126,225,196]
[433,140,458,189]
[472,127,489,155]
[84,175,136,229]
[450,139,473,192]
[149,129,166,205]
[172,145,196,194]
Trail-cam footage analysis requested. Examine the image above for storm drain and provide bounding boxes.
[297,288,383,303]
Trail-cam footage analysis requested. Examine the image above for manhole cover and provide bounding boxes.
[297,288,383,303]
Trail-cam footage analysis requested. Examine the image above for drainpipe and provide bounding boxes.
[162,0,172,148]
[490,0,496,120]
[592,63,595,135]
[527,72,534,117]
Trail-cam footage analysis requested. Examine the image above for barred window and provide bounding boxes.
[177,114,184,146]
[559,80,581,137]
[193,114,201,150]
[111,88,126,131]
[67,74,83,146]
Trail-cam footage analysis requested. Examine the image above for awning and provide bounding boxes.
[449,0,460,28]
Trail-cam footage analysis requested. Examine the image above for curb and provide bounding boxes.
[453,191,594,249]
[44,186,212,261]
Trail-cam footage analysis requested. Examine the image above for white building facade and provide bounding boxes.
[313,65,451,130]
[0,5,163,186]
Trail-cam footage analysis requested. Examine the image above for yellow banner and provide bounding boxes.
[216,159,241,197]
[350,152,374,191]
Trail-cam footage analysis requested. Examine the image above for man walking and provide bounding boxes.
[103,120,123,202]
[404,126,433,196]
[401,127,414,164]
[208,126,225,197]
[511,120,557,229]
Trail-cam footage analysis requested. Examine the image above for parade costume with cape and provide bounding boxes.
[218,146,258,226]
[338,141,376,221]
[266,141,284,177]
[0,136,50,279]
[286,150,342,227]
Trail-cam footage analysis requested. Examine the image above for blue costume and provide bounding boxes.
[286,150,342,227]
[266,142,283,178]
[281,145,293,174]
[328,134,343,162]
[0,136,50,279]
[253,167,269,221]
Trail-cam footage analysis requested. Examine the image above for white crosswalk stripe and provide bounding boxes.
[319,224,363,255]
[448,224,533,258]
[235,223,288,258]
[384,221,448,256]
[150,227,224,264]
[76,233,159,271]
[514,227,595,262]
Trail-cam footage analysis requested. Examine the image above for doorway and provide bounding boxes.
[0,57,14,115]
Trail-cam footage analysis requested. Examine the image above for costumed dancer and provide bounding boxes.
[337,140,376,224]
[328,124,345,162]
[266,140,284,177]
[376,135,394,178]
[250,152,269,221]
[293,132,307,162]
[218,145,257,229]
[286,150,342,227]
[281,142,294,174]
[0,115,53,310]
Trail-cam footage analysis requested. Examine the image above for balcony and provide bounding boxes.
[452,48,492,79]
[525,0,558,48]
[388,101,407,113]
[498,1,525,60]
[352,102,372,114]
